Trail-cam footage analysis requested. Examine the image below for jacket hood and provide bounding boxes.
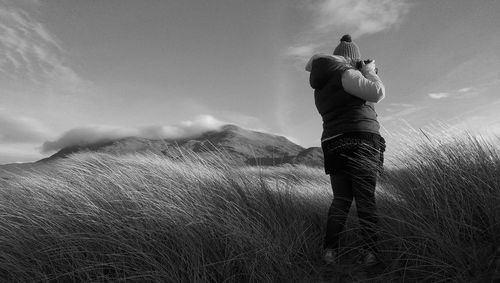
[306,54,352,90]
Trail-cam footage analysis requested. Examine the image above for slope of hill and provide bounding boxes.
[37,124,323,167]
[292,147,323,168]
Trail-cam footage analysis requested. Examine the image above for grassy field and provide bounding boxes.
[0,134,499,282]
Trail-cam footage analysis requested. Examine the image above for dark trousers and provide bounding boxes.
[324,173,379,252]
[322,134,383,252]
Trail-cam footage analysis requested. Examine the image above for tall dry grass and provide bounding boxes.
[0,151,330,282]
[376,134,500,282]
[0,134,499,282]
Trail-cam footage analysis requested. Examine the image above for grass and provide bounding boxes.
[0,134,499,282]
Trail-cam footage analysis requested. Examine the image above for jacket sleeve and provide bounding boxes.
[341,69,386,103]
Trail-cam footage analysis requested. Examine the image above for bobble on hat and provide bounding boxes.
[340,34,352,42]
[333,34,361,61]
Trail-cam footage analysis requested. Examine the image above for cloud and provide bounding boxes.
[0,110,53,143]
[285,0,412,61]
[0,0,41,7]
[41,115,227,153]
[380,104,423,122]
[0,3,87,94]
[313,0,412,38]
[0,143,44,164]
[427,86,482,100]
[217,111,263,129]
[285,44,320,59]
[428,92,450,99]
[388,103,415,108]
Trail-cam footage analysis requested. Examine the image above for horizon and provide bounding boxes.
[1,0,500,164]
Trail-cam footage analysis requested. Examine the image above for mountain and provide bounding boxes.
[291,147,323,168]
[37,124,324,167]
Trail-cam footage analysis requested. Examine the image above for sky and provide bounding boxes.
[1,0,500,164]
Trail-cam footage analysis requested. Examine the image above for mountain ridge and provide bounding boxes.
[36,124,323,167]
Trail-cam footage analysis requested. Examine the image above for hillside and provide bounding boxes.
[37,124,323,167]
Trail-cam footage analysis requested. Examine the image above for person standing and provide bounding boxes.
[305,34,386,266]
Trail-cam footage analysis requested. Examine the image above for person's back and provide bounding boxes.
[308,54,381,140]
[306,34,386,267]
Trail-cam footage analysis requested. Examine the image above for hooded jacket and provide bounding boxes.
[306,54,385,141]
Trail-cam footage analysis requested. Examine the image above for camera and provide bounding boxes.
[356,60,378,74]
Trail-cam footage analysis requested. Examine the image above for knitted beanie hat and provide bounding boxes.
[333,34,361,61]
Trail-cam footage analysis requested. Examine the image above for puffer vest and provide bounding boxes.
[309,55,380,141]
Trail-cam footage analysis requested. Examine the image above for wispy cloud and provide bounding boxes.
[427,85,484,100]
[286,0,412,61]
[380,104,422,122]
[313,0,412,38]
[428,92,450,99]
[41,115,227,153]
[0,2,87,94]
[285,43,320,60]
[1,0,42,7]
[0,144,44,164]
[0,109,53,143]
[388,103,415,108]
